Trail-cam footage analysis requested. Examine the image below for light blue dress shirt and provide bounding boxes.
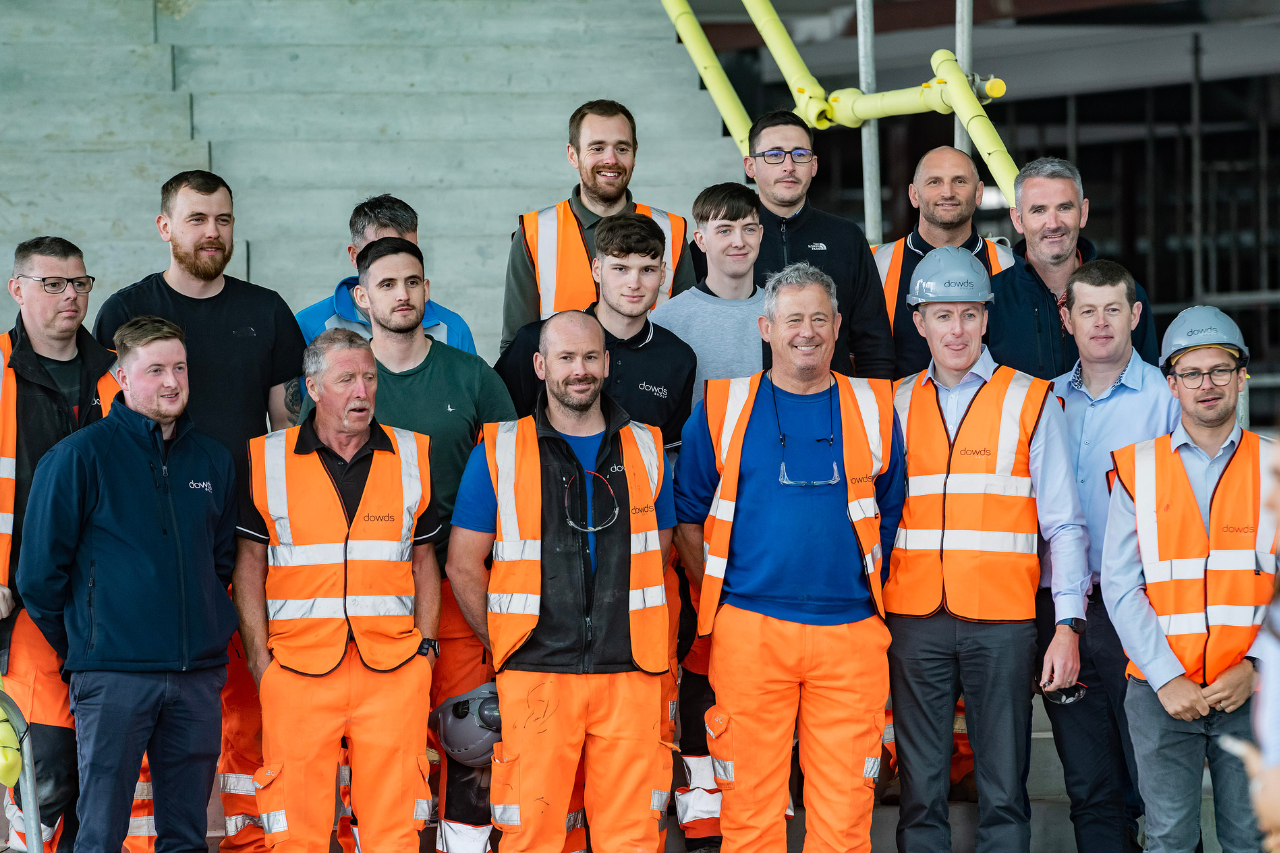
[924,346,1091,621]
[1051,347,1182,588]
[1102,422,1270,691]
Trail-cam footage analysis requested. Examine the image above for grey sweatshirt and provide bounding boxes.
[649,285,766,405]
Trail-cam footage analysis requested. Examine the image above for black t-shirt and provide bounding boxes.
[92,273,306,485]
[35,353,81,417]
[237,415,440,545]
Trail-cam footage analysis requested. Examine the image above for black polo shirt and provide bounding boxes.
[237,414,440,543]
[492,304,697,452]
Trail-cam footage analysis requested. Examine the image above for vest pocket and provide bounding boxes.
[252,763,290,843]
[861,710,887,789]
[703,705,736,791]
[490,742,521,833]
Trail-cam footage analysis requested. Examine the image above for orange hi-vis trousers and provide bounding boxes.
[706,606,891,853]
[220,632,266,851]
[255,643,433,852]
[490,669,669,853]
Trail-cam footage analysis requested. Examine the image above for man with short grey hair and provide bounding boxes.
[987,156,1159,379]
[673,261,905,849]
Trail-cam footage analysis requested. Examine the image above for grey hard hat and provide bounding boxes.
[906,246,994,306]
[430,683,501,768]
[1159,305,1250,369]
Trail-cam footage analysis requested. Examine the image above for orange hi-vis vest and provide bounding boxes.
[0,335,118,587]
[483,416,668,672]
[1111,431,1276,685]
[697,372,894,637]
[248,425,432,676]
[520,199,688,318]
[872,237,1012,328]
[884,366,1051,621]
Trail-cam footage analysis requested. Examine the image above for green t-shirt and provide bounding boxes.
[301,341,516,568]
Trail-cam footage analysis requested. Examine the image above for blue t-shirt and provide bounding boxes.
[674,376,905,625]
[452,429,676,574]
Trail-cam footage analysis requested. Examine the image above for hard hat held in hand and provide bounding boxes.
[907,246,994,306]
[429,683,501,768]
[1159,305,1250,369]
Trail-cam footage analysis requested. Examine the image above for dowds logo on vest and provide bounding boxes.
[1222,524,1257,534]
[364,513,397,523]
[958,447,991,457]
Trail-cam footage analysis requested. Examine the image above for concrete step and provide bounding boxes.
[0,43,173,93]
[0,93,191,143]
[0,141,208,192]
[3,0,153,44]
[156,0,674,46]
[173,43,699,94]
[207,138,741,190]
[191,90,723,141]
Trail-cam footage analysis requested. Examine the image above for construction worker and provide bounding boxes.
[1044,259,1180,852]
[988,157,1158,379]
[735,110,894,379]
[649,181,766,848]
[234,328,441,850]
[673,261,906,852]
[19,316,239,853]
[1104,306,1271,853]
[294,193,476,352]
[447,310,677,853]
[92,169,306,851]
[500,99,695,351]
[0,237,120,851]
[871,146,1013,379]
[886,247,1090,852]
[297,237,517,851]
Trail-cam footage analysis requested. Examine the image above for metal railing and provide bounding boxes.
[0,690,43,852]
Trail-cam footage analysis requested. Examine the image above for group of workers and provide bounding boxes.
[0,96,1275,853]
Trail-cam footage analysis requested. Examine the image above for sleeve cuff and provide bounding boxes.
[1142,654,1188,693]
[1053,593,1086,623]
[235,526,270,544]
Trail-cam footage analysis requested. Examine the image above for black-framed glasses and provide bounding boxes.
[564,470,620,533]
[1173,367,1238,389]
[1042,682,1088,705]
[750,148,815,165]
[15,275,95,294]
[770,373,841,487]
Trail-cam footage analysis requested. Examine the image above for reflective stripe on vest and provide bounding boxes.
[984,238,1012,275]
[873,239,907,329]
[251,425,430,675]
[884,366,1049,621]
[521,199,687,318]
[484,416,668,671]
[1114,431,1275,684]
[698,372,893,637]
[0,335,118,586]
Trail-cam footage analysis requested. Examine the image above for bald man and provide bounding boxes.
[446,311,677,852]
[872,146,1014,378]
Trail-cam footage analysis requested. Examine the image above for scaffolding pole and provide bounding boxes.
[856,0,882,244]
[1192,32,1205,300]
[955,0,973,154]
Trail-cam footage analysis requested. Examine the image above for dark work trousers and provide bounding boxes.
[887,611,1036,853]
[70,667,226,853]
[1033,587,1143,853]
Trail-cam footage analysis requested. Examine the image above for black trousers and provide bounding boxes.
[1033,587,1143,853]
[887,611,1036,853]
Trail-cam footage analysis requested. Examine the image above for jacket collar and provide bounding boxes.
[906,224,983,257]
[294,410,393,457]
[107,392,196,447]
[1012,235,1098,283]
[758,199,813,231]
[532,389,632,442]
[584,303,653,350]
[8,315,118,384]
[333,276,444,332]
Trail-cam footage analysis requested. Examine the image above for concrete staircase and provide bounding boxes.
[0,0,743,359]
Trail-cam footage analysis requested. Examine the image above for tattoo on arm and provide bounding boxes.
[285,377,302,425]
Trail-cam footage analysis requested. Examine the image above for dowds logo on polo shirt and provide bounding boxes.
[639,381,668,399]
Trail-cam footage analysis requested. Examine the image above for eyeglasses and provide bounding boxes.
[564,470,619,533]
[1042,682,1088,705]
[750,148,815,165]
[1173,367,1238,389]
[770,374,841,488]
[15,275,95,295]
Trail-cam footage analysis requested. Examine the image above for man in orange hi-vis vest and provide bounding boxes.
[500,99,695,352]
[1103,306,1270,853]
[672,262,907,852]
[234,328,442,850]
[447,310,677,853]
[885,247,1090,853]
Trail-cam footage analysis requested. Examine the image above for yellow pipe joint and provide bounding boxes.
[659,0,754,155]
[931,49,1019,204]
[740,0,834,129]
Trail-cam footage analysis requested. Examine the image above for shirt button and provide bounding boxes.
[1080,478,1085,483]
[1084,440,1089,445]
[1089,403,1095,408]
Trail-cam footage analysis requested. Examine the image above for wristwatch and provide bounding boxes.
[1056,618,1086,635]
[418,638,441,658]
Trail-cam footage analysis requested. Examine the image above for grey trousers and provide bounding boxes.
[887,611,1037,853]
[1125,677,1262,853]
